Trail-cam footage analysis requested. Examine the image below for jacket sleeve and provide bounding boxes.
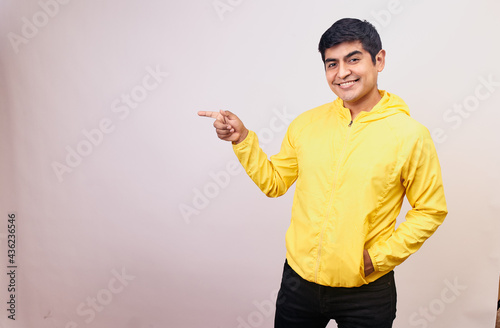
[368,127,448,272]
[232,127,298,198]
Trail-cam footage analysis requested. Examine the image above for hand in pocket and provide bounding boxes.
[363,249,374,277]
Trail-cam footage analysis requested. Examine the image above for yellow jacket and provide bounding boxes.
[233,90,447,287]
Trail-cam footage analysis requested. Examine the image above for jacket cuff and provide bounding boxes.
[232,130,255,150]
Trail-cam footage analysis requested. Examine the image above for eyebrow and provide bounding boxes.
[325,50,363,63]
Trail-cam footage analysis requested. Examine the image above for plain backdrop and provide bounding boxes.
[1,1,499,327]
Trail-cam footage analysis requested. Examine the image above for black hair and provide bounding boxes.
[318,18,382,65]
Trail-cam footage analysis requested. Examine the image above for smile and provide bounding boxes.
[336,79,359,89]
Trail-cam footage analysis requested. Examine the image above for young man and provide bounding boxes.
[199,18,447,328]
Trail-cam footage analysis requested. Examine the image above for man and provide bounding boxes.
[199,18,447,328]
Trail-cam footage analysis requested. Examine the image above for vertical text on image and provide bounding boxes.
[6,213,17,321]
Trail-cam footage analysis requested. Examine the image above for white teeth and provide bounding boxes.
[339,80,356,86]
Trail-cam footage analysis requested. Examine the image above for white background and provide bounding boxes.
[1,0,499,327]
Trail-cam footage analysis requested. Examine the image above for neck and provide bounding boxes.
[344,88,382,120]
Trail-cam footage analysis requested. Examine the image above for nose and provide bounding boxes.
[338,62,351,80]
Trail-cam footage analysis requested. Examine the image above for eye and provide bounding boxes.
[350,58,360,63]
[327,62,337,69]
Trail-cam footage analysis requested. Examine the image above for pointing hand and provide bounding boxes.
[198,110,249,144]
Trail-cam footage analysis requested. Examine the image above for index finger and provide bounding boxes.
[197,111,219,119]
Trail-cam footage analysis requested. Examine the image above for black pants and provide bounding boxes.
[275,260,396,328]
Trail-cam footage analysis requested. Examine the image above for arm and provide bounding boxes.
[367,130,448,272]
[232,128,298,197]
[198,110,298,197]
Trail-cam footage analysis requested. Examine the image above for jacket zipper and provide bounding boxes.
[314,118,353,283]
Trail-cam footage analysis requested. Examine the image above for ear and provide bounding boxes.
[375,49,386,72]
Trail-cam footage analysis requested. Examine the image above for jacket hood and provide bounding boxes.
[334,90,410,123]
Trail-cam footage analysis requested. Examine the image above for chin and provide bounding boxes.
[337,91,360,103]
[331,86,359,101]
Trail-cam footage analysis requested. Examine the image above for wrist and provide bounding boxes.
[233,129,249,145]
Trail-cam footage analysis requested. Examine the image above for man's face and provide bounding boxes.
[324,40,385,107]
